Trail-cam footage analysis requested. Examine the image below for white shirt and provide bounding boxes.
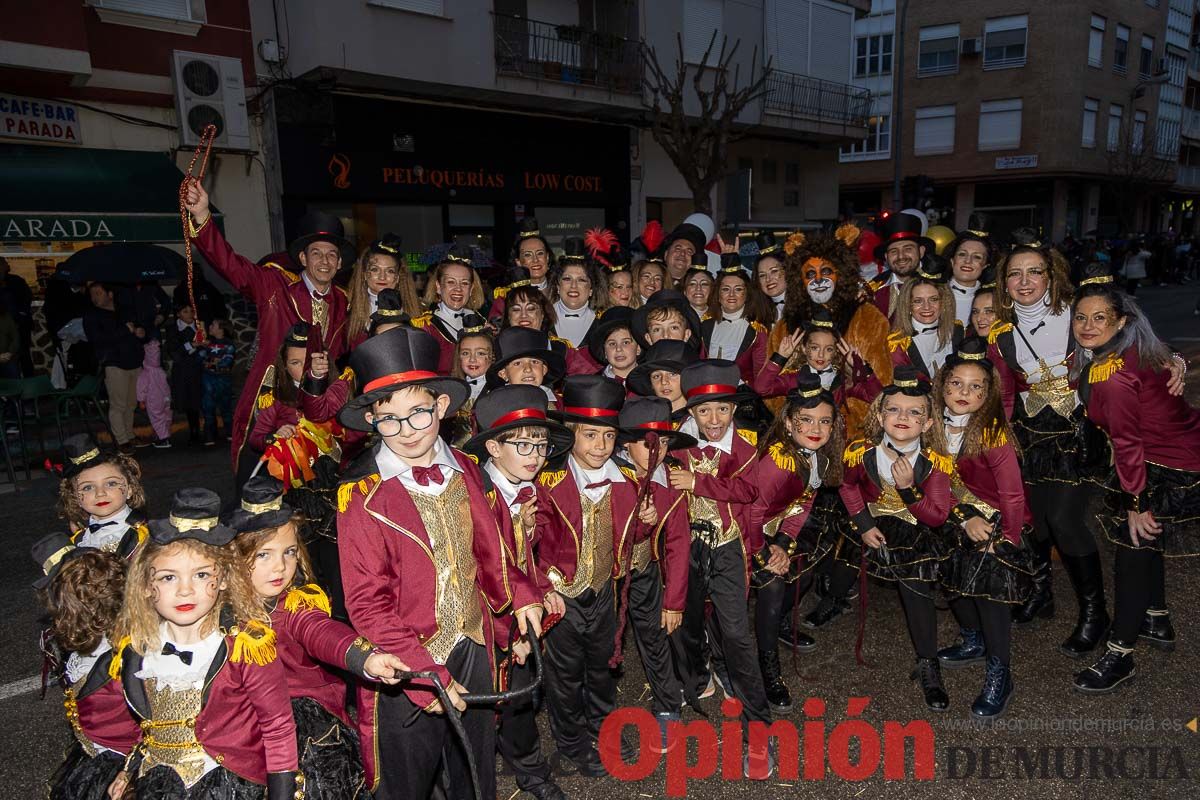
[301,272,329,300]
[1012,294,1072,379]
[553,301,595,348]
[943,411,969,456]
[568,454,626,504]
[464,375,485,402]
[949,280,976,327]
[434,302,467,339]
[679,417,735,456]
[709,307,749,361]
[78,505,133,552]
[874,434,920,485]
[770,292,786,321]
[800,449,823,489]
[66,636,111,686]
[176,319,198,353]
[377,437,464,497]
[484,461,534,517]
[811,366,837,390]
[367,289,379,316]
[910,317,954,375]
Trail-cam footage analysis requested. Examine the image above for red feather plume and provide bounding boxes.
[584,227,620,266]
[639,220,665,255]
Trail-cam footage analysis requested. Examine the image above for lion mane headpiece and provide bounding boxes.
[781,225,865,332]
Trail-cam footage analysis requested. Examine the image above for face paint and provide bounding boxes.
[803,258,837,304]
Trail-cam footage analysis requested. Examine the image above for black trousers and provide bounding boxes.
[949,596,1012,665]
[496,651,552,790]
[753,569,812,649]
[542,582,616,759]
[622,564,683,715]
[673,538,771,724]
[1027,482,1098,557]
[1112,544,1166,643]
[896,582,938,660]
[374,639,495,800]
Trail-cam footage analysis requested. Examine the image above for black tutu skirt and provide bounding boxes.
[939,527,1036,604]
[863,515,954,583]
[293,696,370,799]
[751,489,840,588]
[50,743,125,800]
[135,764,262,799]
[1096,463,1200,557]
[284,455,341,542]
[1012,403,1085,485]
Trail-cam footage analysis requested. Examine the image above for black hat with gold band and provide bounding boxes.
[224,476,294,534]
[148,488,237,547]
[978,266,998,291]
[456,313,489,343]
[788,368,837,410]
[754,231,783,264]
[369,289,411,335]
[559,237,588,265]
[31,532,88,590]
[802,305,837,334]
[1077,261,1117,288]
[60,433,119,480]
[881,364,932,397]
[941,335,994,373]
[915,254,950,283]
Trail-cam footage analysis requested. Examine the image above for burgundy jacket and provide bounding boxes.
[701,317,769,384]
[952,437,1032,545]
[678,429,761,542]
[67,650,141,755]
[647,477,690,613]
[409,312,458,374]
[838,442,953,535]
[868,271,896,318]
[746,446,829,556]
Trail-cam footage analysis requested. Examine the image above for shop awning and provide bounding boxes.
[0,144,220,243]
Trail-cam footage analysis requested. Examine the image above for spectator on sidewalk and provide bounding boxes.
[1123,239,1150,297]
[136,338,172,448]
[199,318,235,446]
[166,301,204,445]
[0,257,33,376]
[0,297,20,380]
[82,282,144,454]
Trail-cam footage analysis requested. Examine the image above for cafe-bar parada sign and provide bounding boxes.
[0,95,82,145]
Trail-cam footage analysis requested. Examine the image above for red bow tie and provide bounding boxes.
[585,479,611,490]
[514,486,535,505]
[412,465,445,487]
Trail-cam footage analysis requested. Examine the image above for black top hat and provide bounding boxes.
[803,306,837,334]
[283,322,310,350]
[439,243,476,269]
[1009,227,1044,249]
[788,368,837,409]
[514,217,550,250]
[148,488,237,547]
[882,364,933,397]
[598,243,629,272]
[616,396,697,450]
[559,237,587,264]
[978,266,998,291]
[874,214,936,262]
[584,306,636,366]
[755,231,783,261]
[942,335,994,373]
[224,476,295,534]
[1077,260,1119,288]
[664,222,707,254]
[288,210,355,268]
[630,289,703,349]
[31,532,88,590]
[486,326,567,388]
[338,327,469,431]
[463,384,575,461]
[369,289,411,334]
[551,375,626,428]
[60,433,118,480]
[366,232,404,261]
[914,253,950,282]
[680,359,754,410]
[457,313,490,342]
[626,339,701,397]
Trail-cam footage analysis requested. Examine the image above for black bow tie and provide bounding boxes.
[88,520,117,533]
[719,317,738,323]
[775,299,785,306]
[918,325,939,334]
[950,284,970,294]
[1027,321,1046,335]
[467,378,480,386]
[563,312,582,318]
[815,367,835,375]
[160,642,193,666]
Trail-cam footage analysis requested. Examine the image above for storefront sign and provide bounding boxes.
[995,155,1038,170]
[0,95,82,145]
[0,213,198,242]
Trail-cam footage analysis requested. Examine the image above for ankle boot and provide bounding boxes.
[1013,537,1055,625]
[1073,639,1136,694]
[758,649,793,714]
[937,628,986,668]
[1059,552,1111,658]
[778,624,818,653]
[971,656,1013,718]
[1139,608,1176,652]
[803,594,847,630]
[910,657,949,711]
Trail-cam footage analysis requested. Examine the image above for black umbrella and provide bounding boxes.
[55,243,185,285]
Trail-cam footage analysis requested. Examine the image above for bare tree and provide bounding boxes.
[1104,119,1174,235]
[641,32,771,216]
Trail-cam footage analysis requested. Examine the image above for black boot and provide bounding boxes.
[1073,639,1136,694]
[778,624,818,653]
[758,649,793,714]
[1059,552,1111,658]
[803,595,847,630]
[937,628,986,668]
[1139,608,1176,652]
[1012,537,1055,625]
[971,656,1013,718]
[910,657,949,711]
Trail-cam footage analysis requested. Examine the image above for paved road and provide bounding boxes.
[2,286,1198,799]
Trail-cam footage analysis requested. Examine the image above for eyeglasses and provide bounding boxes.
[503,440,552,457]
[76,478,128,498]
[372,407,436,436]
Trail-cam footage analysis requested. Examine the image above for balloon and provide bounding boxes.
[927,225,956,256]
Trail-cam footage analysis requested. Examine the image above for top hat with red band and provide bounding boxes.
[486,326,567,389]
[631,288,703,349]
[679,359,755,410]
[550,374,626,428]
[463,384,575,461]
[616,396,697,450]
[874,213,936,262]
[338,326,468,431]
[288,210,355,268]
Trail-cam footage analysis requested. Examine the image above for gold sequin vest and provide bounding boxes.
[552,491,615,598]
[139,678,210,788]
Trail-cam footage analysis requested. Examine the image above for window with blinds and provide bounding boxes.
[1114,25,1130,74]
[918,24,959,77]
[1088,15,1105,68]
[1108,105,1124,151]
[368,0,445,14]
[684,0,724,65]
[983,16,1027,70]
[978,99,1022,151]
[99,0,194,19]
[1082,98,1099,147]
[914,105,955,155]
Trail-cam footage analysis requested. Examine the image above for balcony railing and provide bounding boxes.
[494,14,641,94]
[763,70,872,128]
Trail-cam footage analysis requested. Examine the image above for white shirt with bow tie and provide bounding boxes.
[552,301,595,347]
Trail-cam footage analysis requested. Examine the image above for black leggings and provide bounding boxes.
[754,571,812,648]
[896,583,938,660]
[1027,482,1098,557]
[949,596,1013,665]
[1112,545,1166,643]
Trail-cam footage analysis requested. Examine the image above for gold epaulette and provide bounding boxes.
[843,439,868,467]
[925,448,954,475]
[337,474,381,512]
[229,620,277,666]
[751,321,767,335]
[539,469,566,489]
[988,321,1013,345]
[283,583,332,617]
[768,440,795,472]
[493,285,511,300]
[618,465,638,482]
[338,366,355,383]
[701,313,713,322]
[1089,354,1124,384]
[981,425,1008,450]
[264,261,300,283]
[134,523,149,548]
[887,331,911,353]
[411,312,433,328]
[868,275,888,292]
[549,335,573,350]
[463,452,480,465]
[736,429,757,447]
[108,636,131,680]
[257,392,275,410]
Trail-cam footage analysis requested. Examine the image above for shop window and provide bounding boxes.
[533,207,606,251]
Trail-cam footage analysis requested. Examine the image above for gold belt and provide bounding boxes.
[868,484,917,525]
[951,473,1000,519]
[763,488,815,540]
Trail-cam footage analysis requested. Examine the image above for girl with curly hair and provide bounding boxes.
[57,433,147,558]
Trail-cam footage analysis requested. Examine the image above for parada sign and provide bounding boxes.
[0,95,82,145]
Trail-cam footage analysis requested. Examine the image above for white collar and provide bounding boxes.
[1013,292,1053,329]
[943,410,971,428]
[484,460,532,510]
[721,307,745,322]
[89,504,132,528]
[889,272,904,287]
[568,454,626,502]
[681,417,735,455]
[465,375,485,400]
[138,625,224,690]
[435,302,467,331]
[553,299,593,320]
[176,318,195,331]
[302,272,329,299]
[65,635,111,685]
[875,434,921,483]
[377,437,463,486]
[771,291,786,305]
[949,279,976,294]
[911,317,939,335]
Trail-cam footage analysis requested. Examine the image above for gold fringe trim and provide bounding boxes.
[843,439,868,467]
[982,425,1008,450]
[108,636,131,680]
[1089,354,1124,384]
[257,392,275,410]
[538,469,566,489]
[284,583,332,617]
[410,312,432,328]
[230,620,277,666]
[768,441,796,472]
[925,448,953,475]
[751,321,767,335]
[988,321,1013,345]
[338,367,355,383]
[337,474,380,513]
[134,523,149,548]
[618,465,638,482]
[736,429,758,447]
[887,331,911,353]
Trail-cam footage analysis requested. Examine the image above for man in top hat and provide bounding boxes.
[662,219,709,283]
[869,213,937,319]
[183,181,351,475]
[334,326,545,799]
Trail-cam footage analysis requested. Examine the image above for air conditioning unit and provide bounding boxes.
[961,37,982,56]
[171,51,251,151]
